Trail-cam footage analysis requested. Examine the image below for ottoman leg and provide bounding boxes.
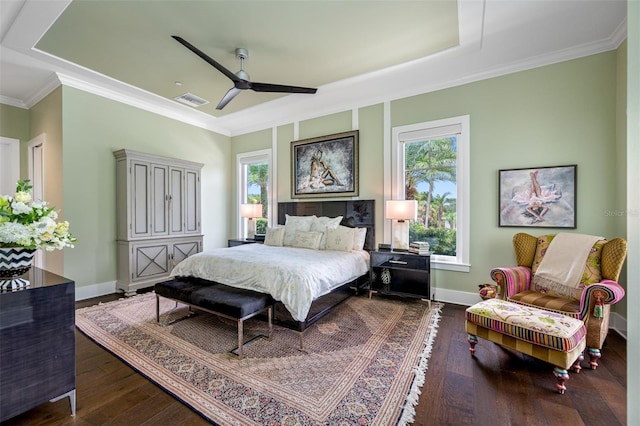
[553,367,570,394]
[467,334,478,354]
[571,352,584,373]
[587,347,601,369]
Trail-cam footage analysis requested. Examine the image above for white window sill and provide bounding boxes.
[431,259,470,272]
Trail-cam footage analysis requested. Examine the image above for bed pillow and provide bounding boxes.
[284,215,314,246]
[291,231,323,250]
[264,226,285,246]
[353,227,367,251]
[311,215,343,249]
[325,226,356,252]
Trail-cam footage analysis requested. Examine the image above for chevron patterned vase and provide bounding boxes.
[0,247,36,290]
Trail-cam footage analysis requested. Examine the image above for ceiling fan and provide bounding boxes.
[172,36,318,110]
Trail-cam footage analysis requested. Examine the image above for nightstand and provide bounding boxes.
[369,250,431,304]
[228,238,261,247]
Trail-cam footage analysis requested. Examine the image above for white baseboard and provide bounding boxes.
[433,287,628,341]
[75,280,117,301]
[609,311,627,339]
[433,287,485,307]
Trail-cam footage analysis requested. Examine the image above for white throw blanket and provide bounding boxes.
[532,233,602,297]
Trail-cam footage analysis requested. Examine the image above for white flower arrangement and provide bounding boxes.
[0,180,76,251]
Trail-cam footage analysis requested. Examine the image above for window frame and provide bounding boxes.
[236,149,273,238]
[391,115,470,272]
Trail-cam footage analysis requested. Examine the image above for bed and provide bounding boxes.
[170,200,375,333]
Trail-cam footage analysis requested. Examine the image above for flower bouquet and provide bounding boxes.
[0,180,76,289]
[0,179,76,251]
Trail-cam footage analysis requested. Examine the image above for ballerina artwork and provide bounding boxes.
[499,165,576,228]
[511,170,562,223]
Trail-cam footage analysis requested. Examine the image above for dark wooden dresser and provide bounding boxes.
[0,268,76,422]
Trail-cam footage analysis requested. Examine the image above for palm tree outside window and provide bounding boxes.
[237,149,272,238]
[392,115,469,270]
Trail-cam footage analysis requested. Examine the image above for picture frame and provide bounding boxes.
[291,130,359,198]
[498,164,577,228]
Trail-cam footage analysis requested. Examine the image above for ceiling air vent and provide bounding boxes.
[174,93,209,108]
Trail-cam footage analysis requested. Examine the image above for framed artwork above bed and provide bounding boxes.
[291,131,359,198]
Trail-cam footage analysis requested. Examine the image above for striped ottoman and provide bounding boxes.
[465,298,586,394]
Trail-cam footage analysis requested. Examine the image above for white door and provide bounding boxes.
[0,137,20,195]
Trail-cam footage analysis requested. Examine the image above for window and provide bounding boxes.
[392,115,469,271]
[237,150,272,237]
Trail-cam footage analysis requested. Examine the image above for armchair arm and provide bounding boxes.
[578,280,626,318]
[490,266,531,298]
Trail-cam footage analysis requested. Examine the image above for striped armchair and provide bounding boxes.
[490,233,627,369]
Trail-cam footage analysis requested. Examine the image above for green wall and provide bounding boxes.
[0,103,30,142]
[231,50,626,312]
[393,51,620,297]
[58,87,230,288]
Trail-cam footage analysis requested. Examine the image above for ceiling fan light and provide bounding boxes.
[235,70,250,81]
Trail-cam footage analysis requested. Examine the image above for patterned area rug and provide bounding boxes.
[76,293,442,425]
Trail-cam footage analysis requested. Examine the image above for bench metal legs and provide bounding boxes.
[156,294,273,360]
[232,305,273,359]
[156,295,194,325]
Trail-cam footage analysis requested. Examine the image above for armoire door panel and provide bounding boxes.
[135,245,169,278]
[172,241,199,265]
[151,165,168,236]
[185,170,199,233]
[132,162,150,237]
[169,168,184,234]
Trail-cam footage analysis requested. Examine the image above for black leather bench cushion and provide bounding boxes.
[155,278,274,319]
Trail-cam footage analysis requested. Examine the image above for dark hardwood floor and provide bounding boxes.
[1,295,627,425]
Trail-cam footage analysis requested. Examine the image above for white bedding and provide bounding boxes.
[170,244,370,322]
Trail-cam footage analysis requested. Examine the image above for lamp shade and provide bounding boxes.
[240,203,262,218]
[385,200,417,220]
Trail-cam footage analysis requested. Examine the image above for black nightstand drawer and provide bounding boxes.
[374,254,429,271]
[369,250,431,300]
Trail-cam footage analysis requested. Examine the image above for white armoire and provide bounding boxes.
[114,149,203,295]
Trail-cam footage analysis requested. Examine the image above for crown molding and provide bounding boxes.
[23,72,62,108]
[610,16,628,48]
[0,95,27,109]
[55,73,231,136]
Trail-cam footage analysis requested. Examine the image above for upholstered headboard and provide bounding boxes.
[277,200,375,251]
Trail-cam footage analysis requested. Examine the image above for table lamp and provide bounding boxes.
[240,203,262,239]
[385,200,417,250]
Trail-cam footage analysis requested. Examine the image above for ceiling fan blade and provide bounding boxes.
[216,87,243,110]
[172,36,239,83]
[250,81,318,94]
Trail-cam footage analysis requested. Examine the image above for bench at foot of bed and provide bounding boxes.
[154,278,274,359]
